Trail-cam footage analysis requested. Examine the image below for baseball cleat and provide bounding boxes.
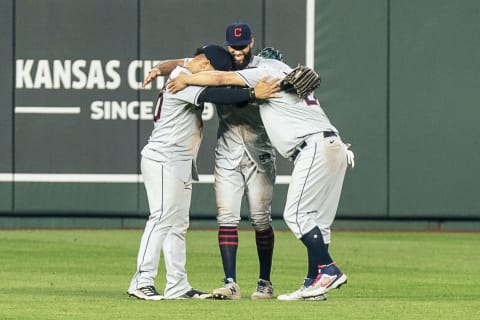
[251,279,274,299]
[178,289,213,299]
[277,284,327,301]
[212,278,241,300]
[301,262,347,298]
[127,285,164,300]
[304,294,328,301]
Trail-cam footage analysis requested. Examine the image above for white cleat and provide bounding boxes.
[212,278,241,300]
[278,285,327,301]
[128,286,164,301]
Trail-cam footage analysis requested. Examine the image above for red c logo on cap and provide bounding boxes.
[234,27,242,37]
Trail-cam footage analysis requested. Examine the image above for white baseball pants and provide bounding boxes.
[283,133,347,244]
[215,152,275,230]
[128,157,192,298]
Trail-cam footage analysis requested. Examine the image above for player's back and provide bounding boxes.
[236,59,337,158]
[260,92,336,158]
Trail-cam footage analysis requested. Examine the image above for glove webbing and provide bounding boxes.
[283,65,321,98]
[293,70,320,98]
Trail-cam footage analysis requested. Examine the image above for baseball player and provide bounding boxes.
[127,44,278,301]
[142,22,278,300]
[167,51,354,301]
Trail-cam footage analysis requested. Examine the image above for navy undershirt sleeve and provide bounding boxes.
[198,86,251,106]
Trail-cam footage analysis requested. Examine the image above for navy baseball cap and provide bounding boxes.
[203,44,233,71]
[225,22,252,46]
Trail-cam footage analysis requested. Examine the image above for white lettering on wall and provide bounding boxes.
[15,59,202,122]
[90,100,154,120]
[16,59,34,88]
[16,59,122,90]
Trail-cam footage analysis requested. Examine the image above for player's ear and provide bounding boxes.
[201,59,212,71]
[250,38,255,49]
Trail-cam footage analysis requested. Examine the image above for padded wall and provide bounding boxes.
[389,0,480,217]
[1,0,479,222]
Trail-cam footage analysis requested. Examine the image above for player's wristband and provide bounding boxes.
[248,88,256,102]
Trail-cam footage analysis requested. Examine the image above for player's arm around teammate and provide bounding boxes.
[143,58,185,88]
[167,55,355,301]
[167,69,252,92]
[128,45,234,301]
[141,23,281,301]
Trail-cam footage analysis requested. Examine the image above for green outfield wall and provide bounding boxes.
[1,0,479,229]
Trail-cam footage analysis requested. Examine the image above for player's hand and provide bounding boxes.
[254,77,281,100]
[344,143,355,168]
[142,68,161,88]
[167,72,189,93]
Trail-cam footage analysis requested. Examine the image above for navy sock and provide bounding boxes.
[255,227,274,281]
[300,227,333,279]
[218,226,238,281]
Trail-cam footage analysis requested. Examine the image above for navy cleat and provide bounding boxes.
[301,262,347,298]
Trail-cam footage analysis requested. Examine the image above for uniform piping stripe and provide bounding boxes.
[136,166,164,288]
[295,143,317,237]
[235,72,253,88]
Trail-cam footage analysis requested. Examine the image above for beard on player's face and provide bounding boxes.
[232,49,252,70]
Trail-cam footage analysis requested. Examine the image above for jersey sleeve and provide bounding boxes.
[171,85,206,106]
[236,60,292,90]
[168,66,206,106]
[235,68,268,88]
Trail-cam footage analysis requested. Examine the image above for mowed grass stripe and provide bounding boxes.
[0,230,479,320]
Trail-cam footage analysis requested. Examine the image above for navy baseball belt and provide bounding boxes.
[289,131,337,161]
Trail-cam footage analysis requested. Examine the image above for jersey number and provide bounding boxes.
[304,94,319,106]
[153,91,164,122]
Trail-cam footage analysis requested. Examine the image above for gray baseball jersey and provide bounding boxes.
[141,66,206,182]
[214,56,275,229]
[215,56,275,171]
[234,59,347,243]
[129,65,206,298]
[235,59,338,159]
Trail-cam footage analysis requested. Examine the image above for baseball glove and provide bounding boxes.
[256,47,284,62]
[280,64,321,98]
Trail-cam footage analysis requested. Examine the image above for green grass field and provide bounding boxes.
[1,229,479,319]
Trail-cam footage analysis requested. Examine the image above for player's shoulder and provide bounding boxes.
[259,59,291,72]
[170,65,191,78]
[248,55,262,67]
